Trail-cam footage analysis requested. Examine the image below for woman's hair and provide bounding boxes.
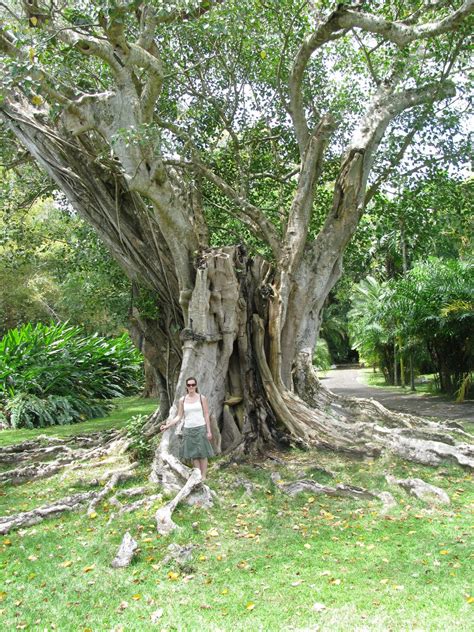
[185,376,199,393]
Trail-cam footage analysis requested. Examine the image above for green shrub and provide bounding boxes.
[0,322,143,428]
[313,338,332,371]
[126,414,153,462]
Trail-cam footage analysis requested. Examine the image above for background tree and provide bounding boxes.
[1,1,473,477]
[348,259,473,397]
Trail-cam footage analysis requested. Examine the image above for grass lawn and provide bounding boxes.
[362,369,437,396]
[0,397,159,448]
[0,400,473,630]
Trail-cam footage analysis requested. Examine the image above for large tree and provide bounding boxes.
[1,1,473,483]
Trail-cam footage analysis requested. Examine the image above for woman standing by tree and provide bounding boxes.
[160,378,214,480]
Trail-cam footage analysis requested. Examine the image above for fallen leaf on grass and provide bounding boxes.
[116,601,129,612]
[291,580,303,587]
[329,578,341,585]
[439,550,449,555]
[89,512,97,519]
[200,603,212,609]
[150,608,163,623]
[0,592,7,601]
[466,596,474,604]
[132,594,141,600]
[167,571,179,581]
[59,561,73,568]
[312,602,327,612]
[83,565,95,573]
[2,539,12,546]
[246,602,255,611]
[221,588,229,595]
[207,528,219,537]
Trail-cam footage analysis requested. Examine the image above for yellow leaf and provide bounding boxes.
[83,565,95,573]
[30,16,38,26]
[207,528,219,537]
[439,550,449,555]
[466,596,474,604]
[2,539,12,546]
[142,537,153,542]
[260,51,267,59]
[29,48,35,61]
[28,555,38,561]
[304,543,311,549]
[307,497,315,504]
[198,555,207,561]
[246,602,255,610]
[60,560,73,568]
[89,512,98,520]
[380,579,389,585]
[0,592,6,601]
[167,571,179,581]
[216,555,223,561]
[221,588,229,595]
[132,594,141,600]
[329,578,341,585]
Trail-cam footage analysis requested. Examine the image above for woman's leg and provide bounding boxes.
[192,459,200,471]
[199,458,208,480]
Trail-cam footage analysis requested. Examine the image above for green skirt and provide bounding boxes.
[179,425,214,460]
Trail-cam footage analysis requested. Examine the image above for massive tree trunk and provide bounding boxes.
[3,99,472,486]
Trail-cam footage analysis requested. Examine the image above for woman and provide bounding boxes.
[160,377,214,480]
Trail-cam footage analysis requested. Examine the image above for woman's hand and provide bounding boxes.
[159,423,168,432]
[207,430,212,440]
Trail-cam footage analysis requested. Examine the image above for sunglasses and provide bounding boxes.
[186,383,197,387]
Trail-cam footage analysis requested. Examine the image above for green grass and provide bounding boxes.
[0,396,159,448]
[0,408,473,630]
[363,369,437,395]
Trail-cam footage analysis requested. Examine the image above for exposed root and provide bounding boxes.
[257,349,474,470]
[118,494,163,515]
[386,475,450,505]
[87,463,138,516]
[0,430,121,466]
[270,471,396,513]
[111,532,138,568]
[1,434,131,485]
[155,468,203,535]
[0,491,98,535]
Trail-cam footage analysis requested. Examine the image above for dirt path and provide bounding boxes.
[321,368,474,423]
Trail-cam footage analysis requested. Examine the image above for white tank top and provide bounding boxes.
[183,397,206,428]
